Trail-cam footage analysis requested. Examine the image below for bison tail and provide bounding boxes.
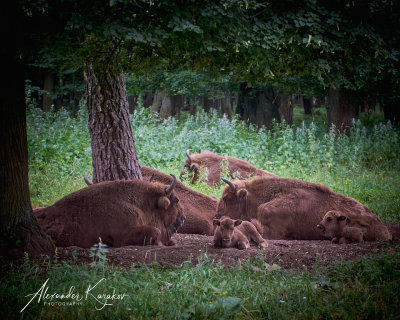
[251,219,264,234]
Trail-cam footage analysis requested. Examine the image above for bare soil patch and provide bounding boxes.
[59,232,399,272]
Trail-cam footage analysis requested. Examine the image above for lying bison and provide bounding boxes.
[217,177,392,241]
[85,166,218,236]
[180,149,277,187]
[35,175,185,248]
[213,216,268,249]
[317,210,390,244]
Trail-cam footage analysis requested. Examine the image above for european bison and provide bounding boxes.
[213,217,268,250]
[35,175,186,248]
[85,167,218,236]
[317,210,389,244]
[217,177,392,241]
[181,149,277,186]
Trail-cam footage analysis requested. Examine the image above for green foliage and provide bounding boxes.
[2,250,400,319]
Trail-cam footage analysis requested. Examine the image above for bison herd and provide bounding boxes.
[35,149,392,251]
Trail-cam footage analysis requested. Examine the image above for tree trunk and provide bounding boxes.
[303,96,312,115]
[42,71,54,111]
[142,91,154,108]
[159,94,172,119]
[203,97,213,113]
[257,88,281,128]
[170,94,184,118]
[1,46,54,259]
[383,99,400,126]
[151,90,165,113]
[277,92,293,125]
[127,95,138,114]
[188,97,197,115]
[327,87,359,133]
[221,94,233,119]
[84,66,142,183]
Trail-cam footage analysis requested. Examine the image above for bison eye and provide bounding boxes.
[170,196,179,205]
[326,217,332,222]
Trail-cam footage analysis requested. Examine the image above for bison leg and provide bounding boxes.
[236,240,250,250]
[119,226,163,246]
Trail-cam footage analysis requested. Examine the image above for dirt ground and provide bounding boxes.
[58,223,400,272]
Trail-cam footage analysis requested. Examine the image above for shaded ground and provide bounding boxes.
[59,231,400,272]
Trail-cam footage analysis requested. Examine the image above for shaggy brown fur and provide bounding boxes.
[318,210,375,244]
[35,178,185,248]
[213,218,250,249]
[180,150,277,186]
[214,215,268,248]
[141,166,217,235]
[217,177,392,241]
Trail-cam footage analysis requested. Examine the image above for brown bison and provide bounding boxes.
[35,175,186,248]
[213,216,268,249]
[180,149,277,186]
[85,166,218,236]
[217,177,392,241]
[317,210,390,244]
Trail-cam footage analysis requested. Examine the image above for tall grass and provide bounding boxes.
[27,105,400,221]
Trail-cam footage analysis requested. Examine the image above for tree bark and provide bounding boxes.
[42,71,54,111]
[159,94,172,119]
[303,96,312,115]
[1,42,54,259]
[221,94,233,119]
[151,90,165,114]
[84,66,142,183]
[383,100,400,126]
[257,88,281,128]
[327,87,359,133]
[170,94,184,118]
[277,92,293,125]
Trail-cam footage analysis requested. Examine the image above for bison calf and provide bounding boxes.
[317,211,364,244]
[213,217,268,250]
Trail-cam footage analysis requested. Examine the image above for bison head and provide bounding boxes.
[217,178,248,219]
[179,149,201,183]
[213,217,242,248]
[317,210,347,238]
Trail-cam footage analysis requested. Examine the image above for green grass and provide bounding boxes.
[2,250,399,319]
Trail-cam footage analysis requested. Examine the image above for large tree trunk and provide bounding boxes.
[327,87,359,133]
[277,92,293,125]
[257,88,281,128]
[0,43,54,259]
[84,66,142,183]
[159,94,172,119]
[170,94,184,118]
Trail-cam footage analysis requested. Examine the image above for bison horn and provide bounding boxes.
[186,149,192,164]
[84,173,93,186]
[165,174,177,195]
[149,173,155,183]
[222,178,235,191]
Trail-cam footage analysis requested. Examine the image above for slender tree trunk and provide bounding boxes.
[221,94,232,119]
[203,97,213,113]
[84,66,142,183]
[383,100,400,126]
[303,96,312,115]
[188,97,197,115]
[151,90,165,113]
[277,92,293,125]
[327,87,359,133]
[159,94,172,119]
[42,71,54,111]
[1,44,54,259]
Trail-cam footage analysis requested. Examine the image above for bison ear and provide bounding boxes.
[190,163,199,172]
[338,215,347,221]
[234,220,242,227]
[213,219,221,226]
[237,189,248,201]
[158,197,171,210]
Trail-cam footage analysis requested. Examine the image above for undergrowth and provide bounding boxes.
[27,105,400,221]
[2,250,399,319]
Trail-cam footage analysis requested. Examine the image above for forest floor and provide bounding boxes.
[58,223,400,272]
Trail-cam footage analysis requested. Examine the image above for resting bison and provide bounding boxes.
[317,210,389,244]
[85,166,218,236]
[213,216,268,249]
[180,149,277,186]
[217,177,392,241]
[35,176,185,248]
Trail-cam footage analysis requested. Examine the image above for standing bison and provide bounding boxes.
[180,149,277,187]
[217,177,392,241]
[35,176,186,248]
